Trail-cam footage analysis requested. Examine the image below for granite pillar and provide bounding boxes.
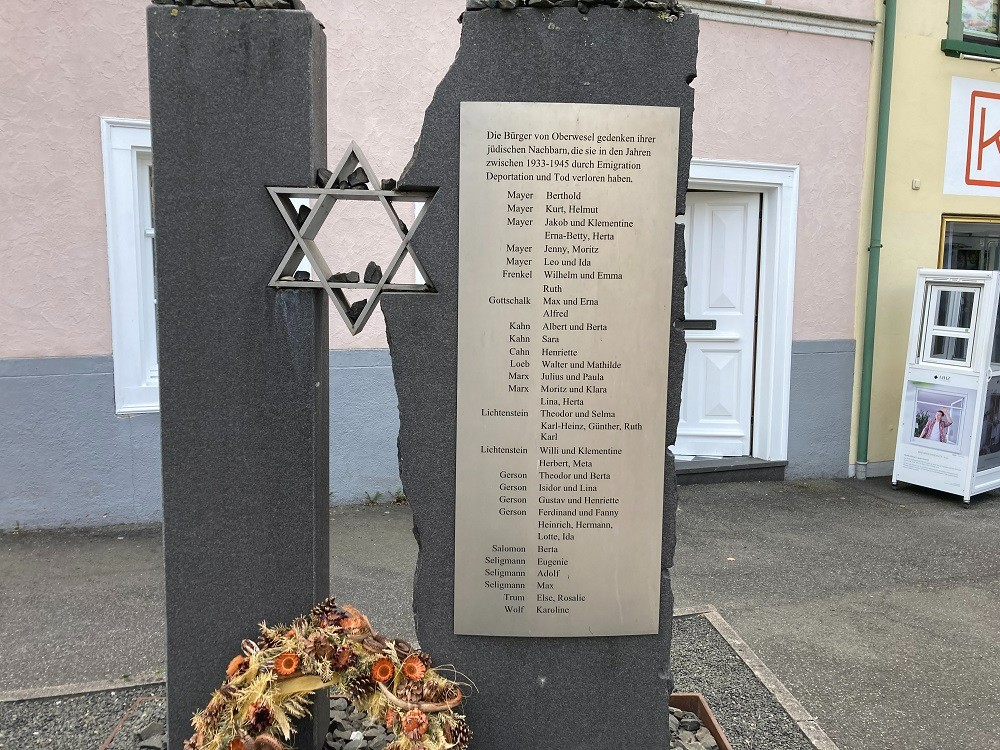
[147,7,329,748]
[382,7,697,750]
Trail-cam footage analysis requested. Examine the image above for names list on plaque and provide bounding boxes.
[455,101,679,637]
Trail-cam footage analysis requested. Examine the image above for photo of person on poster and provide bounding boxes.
[911,388,968,453]
[920,408,953,442]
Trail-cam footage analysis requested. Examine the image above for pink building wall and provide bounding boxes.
[0,0,873,359]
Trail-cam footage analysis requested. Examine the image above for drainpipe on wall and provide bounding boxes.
[856,0,897,480]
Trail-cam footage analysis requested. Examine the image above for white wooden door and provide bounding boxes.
[674,192,761,457]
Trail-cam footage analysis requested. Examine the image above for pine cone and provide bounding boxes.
[310,597,347,628]
[257,631,282,650]
[218,682,239,700]
[395,680,427,704]
[332,645,357,671]
[305,632,334,661]
[344,674,377,701]
[202,694,226,726]
[423,681,461,704]
[414,651,432,669]
[444,719,473,750]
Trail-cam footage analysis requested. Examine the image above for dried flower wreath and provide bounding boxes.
[184,598,472,750]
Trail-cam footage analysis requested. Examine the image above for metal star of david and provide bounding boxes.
[267,142,436,335]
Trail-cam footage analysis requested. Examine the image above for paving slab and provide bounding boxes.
[2,479,999,750]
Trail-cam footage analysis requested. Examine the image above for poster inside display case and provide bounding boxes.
[893,269,1000,504]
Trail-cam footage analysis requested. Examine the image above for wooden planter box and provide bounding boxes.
[670,693,734,750]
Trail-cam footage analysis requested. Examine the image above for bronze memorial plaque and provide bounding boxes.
[455,101,679,637]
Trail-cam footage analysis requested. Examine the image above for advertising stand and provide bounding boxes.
[893,269,1000,505]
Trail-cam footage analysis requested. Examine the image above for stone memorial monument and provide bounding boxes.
[383,5,697,750]
[146,1,695,748]
[146,6,330,748]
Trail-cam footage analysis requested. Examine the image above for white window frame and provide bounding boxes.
[102,117,159,414]
[918,283,980,368]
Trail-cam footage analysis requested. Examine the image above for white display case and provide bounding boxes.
[893,269,1000,505]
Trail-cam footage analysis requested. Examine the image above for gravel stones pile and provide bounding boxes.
[466,0,685,13]
[323,696,396,750]
[669,706,719,750]
[671,615,816,750]
[151,0,298,9]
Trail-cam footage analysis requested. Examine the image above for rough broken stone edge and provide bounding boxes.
[466,0,686,11]
[151,0,303,9]
[678,607,842,750]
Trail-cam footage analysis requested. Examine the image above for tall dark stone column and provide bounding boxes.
[147,7,329,749]
[382,7,696,750]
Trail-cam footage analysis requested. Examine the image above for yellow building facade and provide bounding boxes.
[857,0,1000,473]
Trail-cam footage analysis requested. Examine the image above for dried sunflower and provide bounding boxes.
[371,657,395,683]
[274,652,299,676]
[402,709,428,740]
[401,654,426,681]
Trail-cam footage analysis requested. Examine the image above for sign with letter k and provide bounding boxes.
[967,90,1000,187]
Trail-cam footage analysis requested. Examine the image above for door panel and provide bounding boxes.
[674,192,761,457]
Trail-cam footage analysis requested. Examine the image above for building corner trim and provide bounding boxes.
[685,0,878,41]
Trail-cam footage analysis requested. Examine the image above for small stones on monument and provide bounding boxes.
[329,271,361,283]
[461,0,685,8]
[347,167,370,189]
[364,261,383,284]
[293,270,312,281]
[380,178,397,191]
[211,0,238,5]
[317,167,334,187]
[296,204,311,227]
[347,299,368,323]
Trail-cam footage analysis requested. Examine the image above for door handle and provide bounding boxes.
[674,318,718,331]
